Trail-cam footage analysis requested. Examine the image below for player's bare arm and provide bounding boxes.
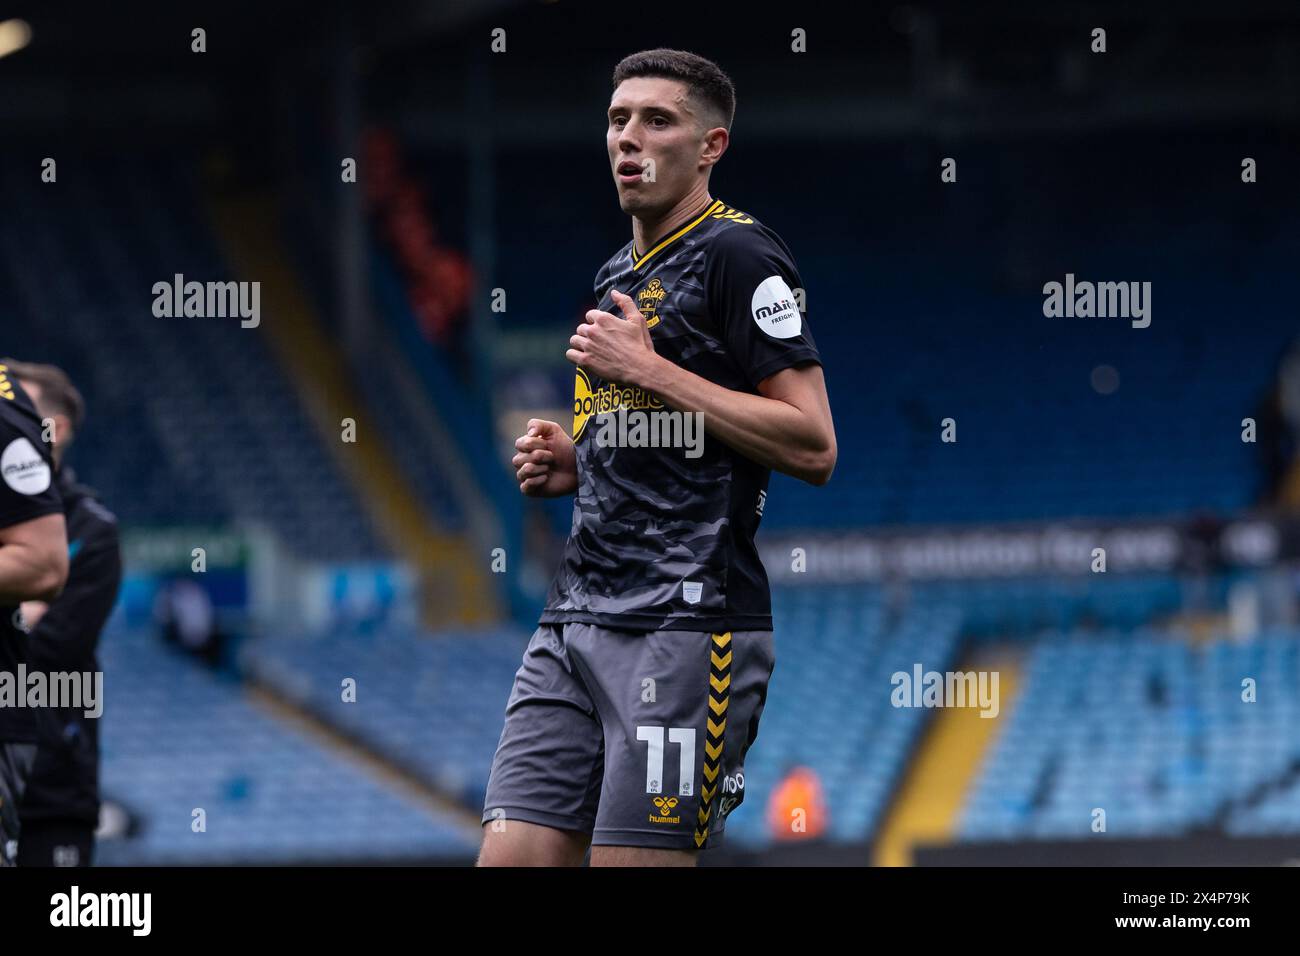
[0,512,69,604]
[567,289,837,485]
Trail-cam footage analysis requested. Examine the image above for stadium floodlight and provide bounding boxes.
[0,19,32,60]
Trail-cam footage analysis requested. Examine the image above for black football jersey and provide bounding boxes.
[541,198,821,632]
[0,365,64,742]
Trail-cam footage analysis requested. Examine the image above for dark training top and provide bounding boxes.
[22,467,122,825]
[0,367,64,743]
[541,198,821,632]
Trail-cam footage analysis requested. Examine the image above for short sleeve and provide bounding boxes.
[0,413,62,530]
[706,226,821,389]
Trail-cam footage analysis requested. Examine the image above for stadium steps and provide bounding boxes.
[97,627,479,865]
[873,650,1023,866]
[207,194,497,626]
[241,626,529,809]
[246,684,484,833]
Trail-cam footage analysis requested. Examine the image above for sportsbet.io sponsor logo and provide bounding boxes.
[572,368,704,458]
[751,275,802,339]
[572,368,663,438]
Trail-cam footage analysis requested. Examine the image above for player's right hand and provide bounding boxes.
[512,419,578,497]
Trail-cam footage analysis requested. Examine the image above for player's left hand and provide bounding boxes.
[566,289,657,386]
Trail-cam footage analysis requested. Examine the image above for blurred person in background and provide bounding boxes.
[154,577,224,669]
[767,764,828,842]
[6,362,121,868]
[1279,337,1300,449]
[0,360,69,867]
[1269,337,1300,501]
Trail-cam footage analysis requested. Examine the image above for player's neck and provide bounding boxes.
[633,190,714,257]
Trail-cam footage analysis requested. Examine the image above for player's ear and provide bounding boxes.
[54,413,74,450]
[701,125,729,167]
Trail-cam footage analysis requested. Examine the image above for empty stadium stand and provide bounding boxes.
[961,628,1300,840]
[0,154,385,560]
[242,626,528,810]
[95,625,478,864]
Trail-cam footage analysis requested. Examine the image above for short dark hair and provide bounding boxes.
[612,49,736,131]
[1,359,85,433]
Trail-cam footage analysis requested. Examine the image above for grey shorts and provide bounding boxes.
[483,623,775,850]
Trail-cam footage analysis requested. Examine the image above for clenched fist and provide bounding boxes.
[566,289,658,388]
[512,419,578,497]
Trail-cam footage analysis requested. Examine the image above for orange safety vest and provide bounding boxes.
[767,766,827,840]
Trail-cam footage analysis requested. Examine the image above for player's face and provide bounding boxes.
[607,77,709,217]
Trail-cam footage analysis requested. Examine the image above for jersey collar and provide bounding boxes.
[630,198,725,271]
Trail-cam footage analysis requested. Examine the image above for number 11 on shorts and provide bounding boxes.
[636,725,697,796]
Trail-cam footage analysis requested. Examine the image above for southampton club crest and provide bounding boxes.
[637,277,667,329]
